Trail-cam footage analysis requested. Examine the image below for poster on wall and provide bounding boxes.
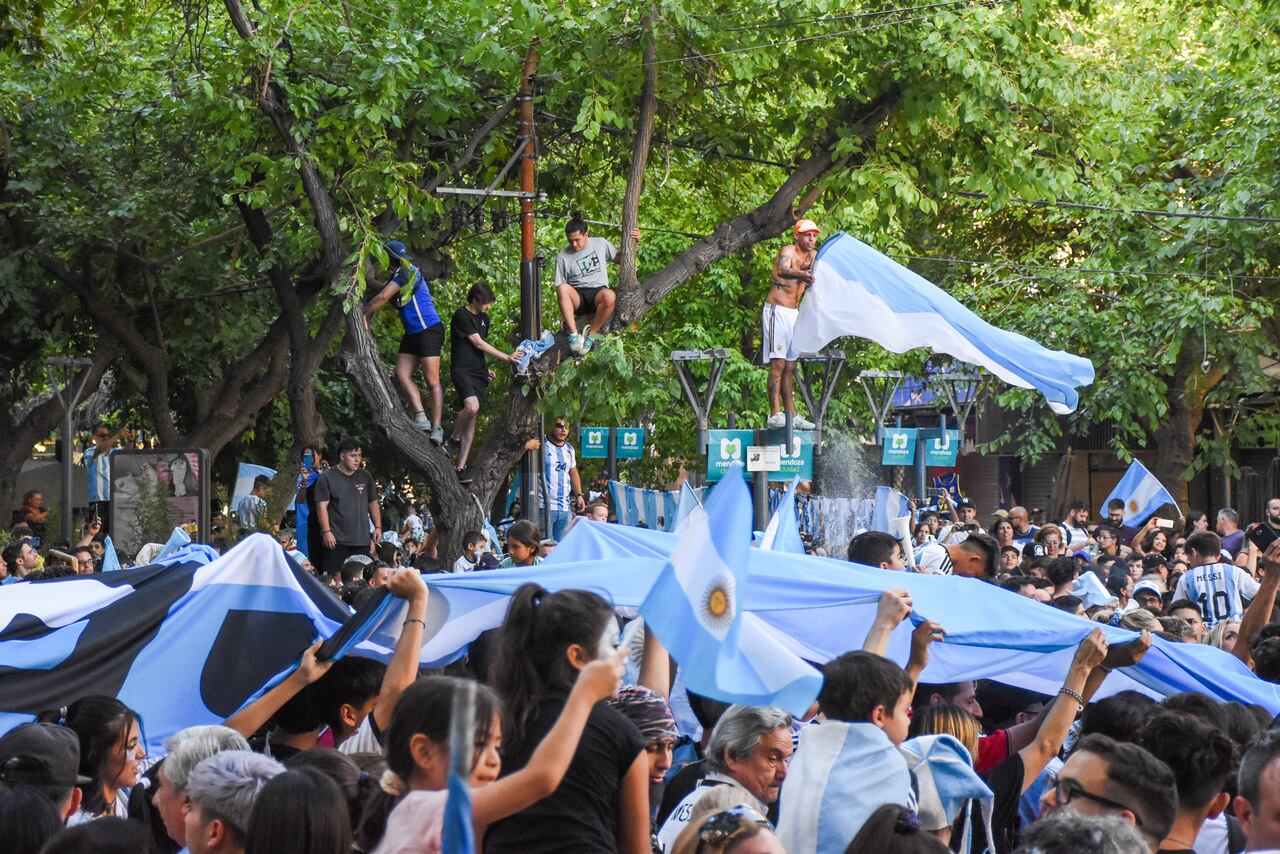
[110,449,210,558]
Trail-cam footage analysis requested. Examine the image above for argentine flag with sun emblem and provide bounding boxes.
[1099,460,1180,526]
[640,469,823,716]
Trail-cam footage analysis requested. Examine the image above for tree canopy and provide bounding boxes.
[1,0,1276,538]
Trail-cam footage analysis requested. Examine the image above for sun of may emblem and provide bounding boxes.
[700,574,736,633]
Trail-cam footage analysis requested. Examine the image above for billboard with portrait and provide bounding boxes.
[109,449,210,557]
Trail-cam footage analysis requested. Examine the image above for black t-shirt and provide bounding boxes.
[484,698,645,854]
[967,752,1024,854]
[450,306,490,378]
[657,759,706,826]
[314,467,375,546]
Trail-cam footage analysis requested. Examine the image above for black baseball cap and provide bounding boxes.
[0,723,92,787]
[956,498,976,510]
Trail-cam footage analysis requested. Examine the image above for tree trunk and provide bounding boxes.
[1152,336,1226,509]
[0,340,116,519]
[340,309,487,569]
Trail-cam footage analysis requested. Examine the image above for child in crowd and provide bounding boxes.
[364,654,624,852]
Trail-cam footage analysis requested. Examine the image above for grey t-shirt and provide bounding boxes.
[315,467,376,546]
[554,237,617,290]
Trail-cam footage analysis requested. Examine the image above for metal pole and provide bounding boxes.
[517,45,541,524]
[607,428,618,483]
[753,428,769,531]
[62,405,74,544]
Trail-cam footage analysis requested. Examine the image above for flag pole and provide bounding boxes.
[442,680,477,854]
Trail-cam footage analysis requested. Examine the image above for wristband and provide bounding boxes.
[1058,686,1085,712]
[404,617,426,630]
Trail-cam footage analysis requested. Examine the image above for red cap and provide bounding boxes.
[794,219,821,236]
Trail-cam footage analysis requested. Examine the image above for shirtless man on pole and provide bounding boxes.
[763,219,820,429]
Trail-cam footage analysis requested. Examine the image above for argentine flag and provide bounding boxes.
[640,469,822,716]
[792,233,1094,414]
[1100,460,1179,526]
[760,476,805,554]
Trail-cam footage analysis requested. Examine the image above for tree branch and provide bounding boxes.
[614,86,901,325]
[616,19,658,300]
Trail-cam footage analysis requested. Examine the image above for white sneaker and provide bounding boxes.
[793,415,816,430]
[567,333,585,355]
[766,412,787,429]
[412,413,430,430]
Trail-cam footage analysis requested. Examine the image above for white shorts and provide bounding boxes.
[761,303,800,362]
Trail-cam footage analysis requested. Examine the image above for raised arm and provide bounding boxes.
[637,625,671,700]
[1234,540,1280,667]
[862,589,912,657]
[370,569,428,732]
[223,640,333,738]
[1016,630,1107,792]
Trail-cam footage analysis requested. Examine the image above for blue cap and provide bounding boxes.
[385,240,409,261]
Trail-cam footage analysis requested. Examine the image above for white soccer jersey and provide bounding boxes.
[1173,561,1260,628]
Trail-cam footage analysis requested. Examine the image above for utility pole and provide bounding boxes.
[517,45,544,529]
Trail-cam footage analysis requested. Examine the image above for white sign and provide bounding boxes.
[746,445,782,472]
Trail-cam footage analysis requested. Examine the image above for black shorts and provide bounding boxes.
[452,371,490,408]
[399,323,445,357]
[575,287,610,313]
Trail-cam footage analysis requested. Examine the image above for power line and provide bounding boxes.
[952,191,1280,225]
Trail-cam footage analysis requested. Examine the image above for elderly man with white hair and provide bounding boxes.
[655,704,793,851]
[142,725,250,850]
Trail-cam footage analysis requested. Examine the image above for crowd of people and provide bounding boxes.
[7,217,1280,852]
[6,477,1280,854]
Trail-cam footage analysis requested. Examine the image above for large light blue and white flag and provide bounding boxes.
[0,534,417,752]
[792,232,1095,414]
[639,470,823,716]
[1100,460,1179,526]
[760,477,805,554]
[512,520,1280,712]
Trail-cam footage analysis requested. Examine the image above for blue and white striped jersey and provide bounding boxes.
[82,446,114,503]
[542,439,577,512]
[1173,561,1261,628]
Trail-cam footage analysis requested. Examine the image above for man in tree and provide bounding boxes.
[314,439,381,577]
[363,241,446,444]
[448,282,516,480]
[554,213,640,356]
[764,219,821,429]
